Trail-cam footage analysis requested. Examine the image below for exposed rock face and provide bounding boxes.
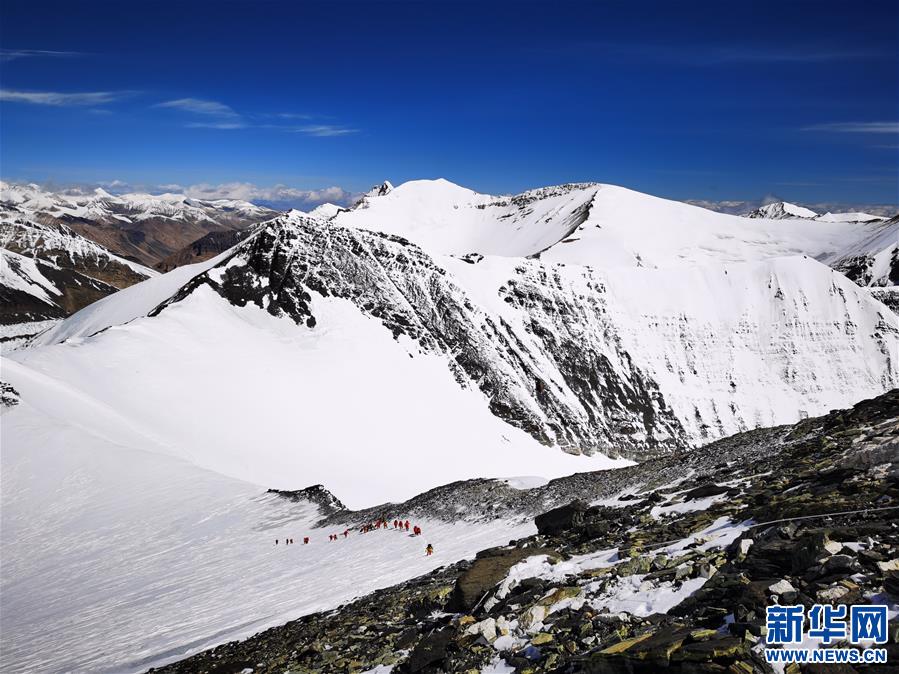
[1,218,150,289]
[0,217,155,330]
[0,382,19,407]
[152,390,899,674]
[872,287,899,315]
[0,249,121,325]
[152,212,897,459]
[268,485,347,517]
[154,228,253,272]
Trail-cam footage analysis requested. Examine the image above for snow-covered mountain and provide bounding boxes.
[746,200,889,224]
[0,181,278,266]
[742,201,896,286]
[0,213,156,341]
[334,181,896,278]
[746,201,818,219]
[16,181,897,490]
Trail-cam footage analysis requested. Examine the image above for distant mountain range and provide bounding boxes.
[0,181,276,267]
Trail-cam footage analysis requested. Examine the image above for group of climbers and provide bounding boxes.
[275,516,433,555]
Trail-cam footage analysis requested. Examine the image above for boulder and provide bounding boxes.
[446,546,556,611]
[535,500,589,536]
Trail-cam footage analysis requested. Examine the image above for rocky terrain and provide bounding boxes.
[0,215,155,338]
[152,389,898,674]
[154,228,254,272]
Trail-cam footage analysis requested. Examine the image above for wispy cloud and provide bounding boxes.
[294,124,358,137]
[0,48,80,63]
[155,97,240,118]
[551,41,884,67]
[276,112,314,120]
[0,89,126,106]
[153,98,358,136]
[802,121,899,134]
[186,121,247,130]
[696,45,878,65]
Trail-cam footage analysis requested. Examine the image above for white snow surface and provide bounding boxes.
[0,376,538,673]
[334,180,891,272]
[307,202,344,219]
[8,286,632,509]
[817,211,885,223]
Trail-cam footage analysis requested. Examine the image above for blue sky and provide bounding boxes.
[1,0,897,207]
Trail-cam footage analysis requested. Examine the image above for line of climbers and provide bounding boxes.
[273,517,432,555]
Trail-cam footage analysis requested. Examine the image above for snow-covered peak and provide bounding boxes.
[747,201,818,219]
[352,180,395,208]
[92,187,114,200]
[306,202,345,220]
[816,211,885,223]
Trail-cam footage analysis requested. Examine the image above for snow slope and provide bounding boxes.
[334,180,894,277]
[32,251,231,344]
[0,363,538,673]
[11,285,631,507]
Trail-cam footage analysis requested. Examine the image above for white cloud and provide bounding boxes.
[186,122,247,130]
[180,182,356,207]
[152,99,358,136]
[802,121,899,134]
[295,124,359,137]
[0,49,80,62]
[98,179,130,190]
[0,89,124,106]
[155,98,239,118]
